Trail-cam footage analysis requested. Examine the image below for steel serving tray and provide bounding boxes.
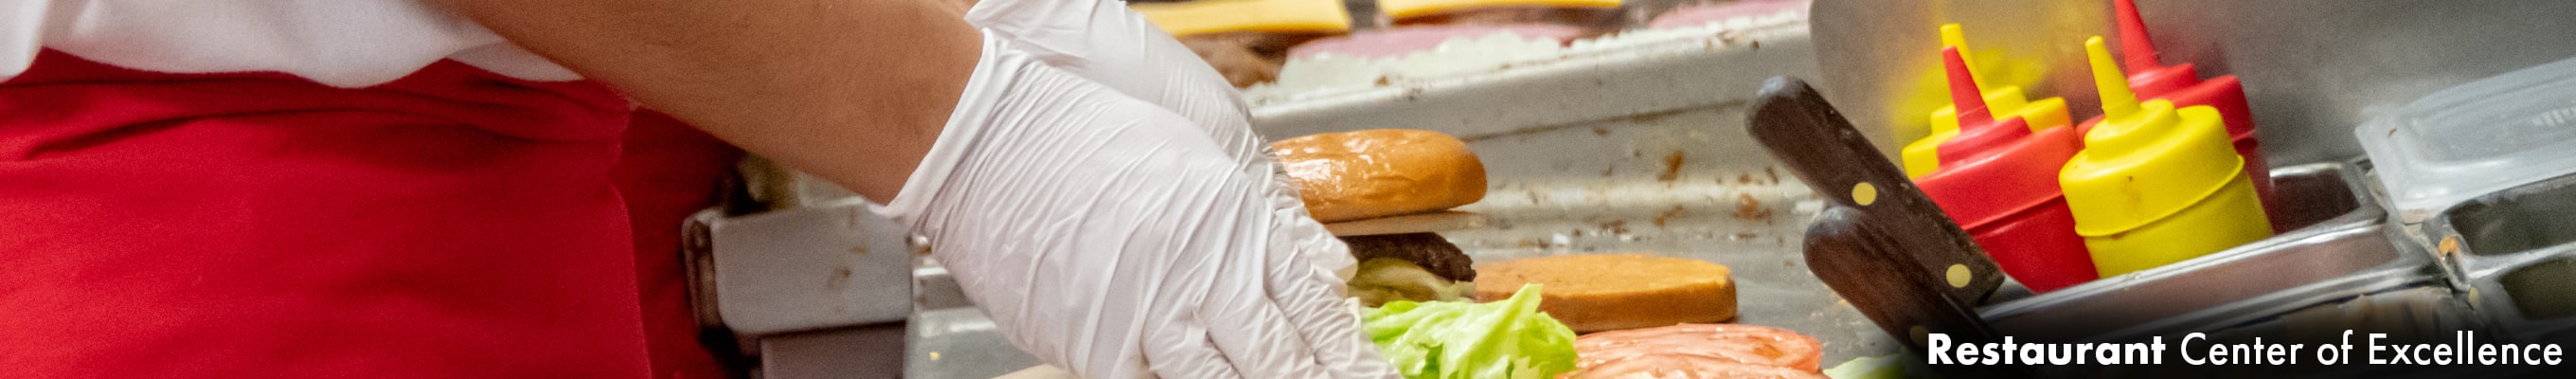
[1978,162,2451,344]
[2424,172,2576,341]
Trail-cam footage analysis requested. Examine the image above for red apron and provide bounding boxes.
[614,110,744,379]
[0,50,650,377]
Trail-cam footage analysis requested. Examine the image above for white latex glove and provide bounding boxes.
[964,1,1360,295]
[875,30,1390,378]
[965,3,1388,377]
[962,0,1255,157]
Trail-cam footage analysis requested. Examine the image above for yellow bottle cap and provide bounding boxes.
[1902,24,2070,178]
[1377,0,1622,20]
[1132,0,1354,37]
[2060,36,2248,235]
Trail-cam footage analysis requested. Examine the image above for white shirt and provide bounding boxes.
[2,0,578,87]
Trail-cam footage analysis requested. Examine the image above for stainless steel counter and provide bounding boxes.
[1249,14,1907,366]
[905,307,1042,379]
[682,3,2576,378]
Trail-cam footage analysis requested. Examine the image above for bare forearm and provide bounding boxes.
[441,0,981,200]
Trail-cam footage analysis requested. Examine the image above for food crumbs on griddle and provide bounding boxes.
[1657,151,1687,182]
[1764,167,1780,184]
[1653,205,1687,227]
[1594,126,1612,136]
[1737,173,1755,185]
[1734,193,1773,223]
[826,267,854,290]
[1626,111,1677,124]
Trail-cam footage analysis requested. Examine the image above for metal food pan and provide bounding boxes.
[2026,285,2491,378]
[2432,172,2576,265]
[1977,162,2443,343]
[2459,258,2576,341]
[2424,172,2576,338]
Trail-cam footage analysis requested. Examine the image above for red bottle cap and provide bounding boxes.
[1921,47,2082,229]
[2114,0,2203,98]
[1934,47,2031,163]
[2112,0,2194,96]
[2079,0,2261,139]
[2105,0,2271,220]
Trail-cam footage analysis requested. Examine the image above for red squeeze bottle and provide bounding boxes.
[2084,0,2277,229]
[1916,47,2099,293]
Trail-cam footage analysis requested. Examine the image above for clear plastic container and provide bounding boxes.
[2354,54,2576,221]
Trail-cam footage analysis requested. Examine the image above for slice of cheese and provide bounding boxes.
[1377,0,1624,20]
[1131,0,1353,37]
[1475,254,1736,333]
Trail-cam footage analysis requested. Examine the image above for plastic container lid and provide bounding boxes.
[1901,24,2071,178]
[2061,37,2244,235]
[2355,54,2576,220]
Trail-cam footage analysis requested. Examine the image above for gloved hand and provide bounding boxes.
[873,28,1391,379]
[961,6,1386,377]
[962,0,1255,158]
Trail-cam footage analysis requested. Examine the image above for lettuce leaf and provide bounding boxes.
[1362,283,1578,379]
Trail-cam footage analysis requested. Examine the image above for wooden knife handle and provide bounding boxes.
[1746,76,2004,303]
[1807,207,2027,377]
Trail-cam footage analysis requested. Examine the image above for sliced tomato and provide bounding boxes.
[1565,356,1826,379]
[1570,324,1825,374]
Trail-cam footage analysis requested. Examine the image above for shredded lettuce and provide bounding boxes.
[1362,283,1578,379]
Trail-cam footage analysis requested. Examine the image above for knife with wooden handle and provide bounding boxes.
[1744,76,2006,304]
[1807,207,2025,377]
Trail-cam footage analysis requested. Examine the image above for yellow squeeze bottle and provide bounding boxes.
[1902,24,2070,178]
[2061,36,2271,277]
